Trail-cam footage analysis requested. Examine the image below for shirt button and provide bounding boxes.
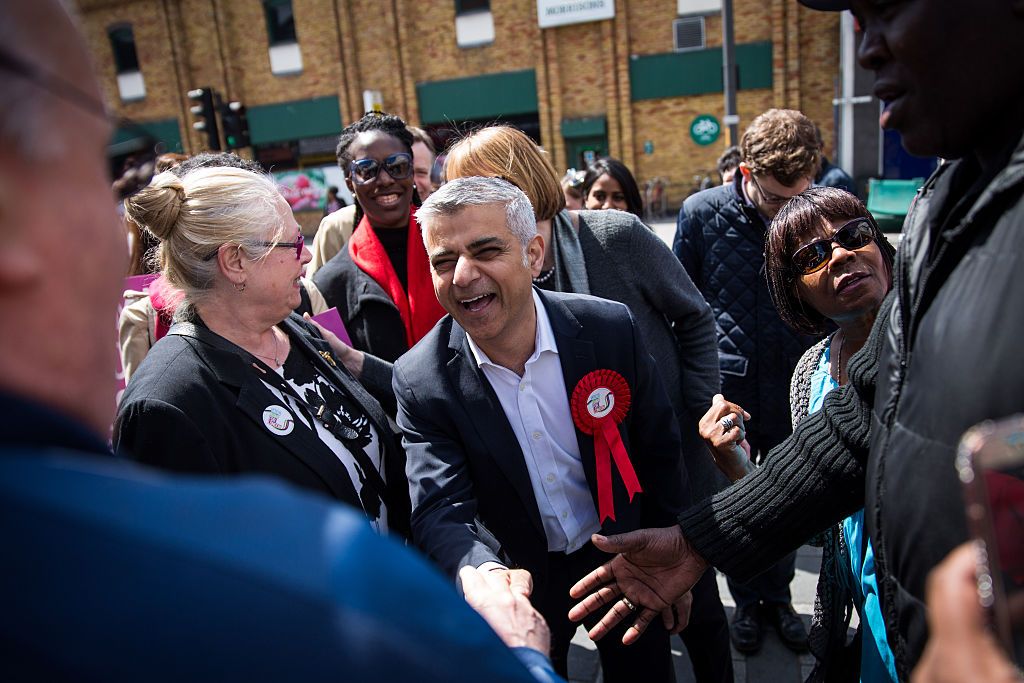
[561,511,568,519]
[546,473,555,483]
[519,383,528,392]
[532,431,542,440]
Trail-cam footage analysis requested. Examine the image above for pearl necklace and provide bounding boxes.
[533,267,554,284]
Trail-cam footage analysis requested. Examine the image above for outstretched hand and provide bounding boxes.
[567,526,708,644]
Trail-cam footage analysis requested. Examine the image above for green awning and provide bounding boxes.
[417,70,538,124]
[630,41,773,101]
[561,116,607,139]
[111,118,183,154]
[248,95,343,145]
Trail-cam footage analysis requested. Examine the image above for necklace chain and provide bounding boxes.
[833,333,845,384]
[251,329,282,367]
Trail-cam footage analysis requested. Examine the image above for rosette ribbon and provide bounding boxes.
[570,369,643,523]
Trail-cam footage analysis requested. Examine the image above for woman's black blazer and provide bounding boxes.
[114,313,410,539]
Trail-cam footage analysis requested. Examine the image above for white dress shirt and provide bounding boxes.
[466,290,600,554]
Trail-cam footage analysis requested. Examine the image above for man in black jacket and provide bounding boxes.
[673,107,821,654]
[571,1,1024,679]
[397,176,692,681]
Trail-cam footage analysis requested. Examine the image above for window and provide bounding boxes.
[455,0,494,48]
[263,0,297,45]
[673,16,706,52]
[455,0,489,12]
[108,24,145,101]
[263,0,303,75]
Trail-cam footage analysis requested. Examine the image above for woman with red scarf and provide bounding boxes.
[313,113,445,364]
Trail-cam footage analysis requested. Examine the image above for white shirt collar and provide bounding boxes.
[466,289,558,370]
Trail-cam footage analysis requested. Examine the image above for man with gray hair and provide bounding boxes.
[0,2,564,681]
[396,176,695,681]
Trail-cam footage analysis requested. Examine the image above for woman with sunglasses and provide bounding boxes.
[114,166,411,540]
[312,113,445,365]
[700,187,896,682]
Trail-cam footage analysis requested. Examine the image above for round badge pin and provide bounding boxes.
[262,404,294,436]
[586,387,615,419]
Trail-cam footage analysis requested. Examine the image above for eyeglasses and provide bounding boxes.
[747,171,807,206]
[348,153,413,185]
[253,234,305,260]
[790,218,876,275]
[203,234,304,261]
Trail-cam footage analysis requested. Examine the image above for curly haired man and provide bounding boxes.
[672,108,821,655]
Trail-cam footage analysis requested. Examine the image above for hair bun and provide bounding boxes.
[124,171,186,241]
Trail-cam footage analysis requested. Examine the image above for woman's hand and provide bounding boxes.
[304,314,365,378]
[698,394,753,482]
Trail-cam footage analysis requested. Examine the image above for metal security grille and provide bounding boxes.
[673,16,706,52]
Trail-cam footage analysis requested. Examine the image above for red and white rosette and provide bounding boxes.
[570,369,643,523]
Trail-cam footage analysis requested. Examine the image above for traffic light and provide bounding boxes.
[220,101,251,150]
[188,87,221,151]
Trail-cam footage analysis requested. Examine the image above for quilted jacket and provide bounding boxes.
[673,174,817,440]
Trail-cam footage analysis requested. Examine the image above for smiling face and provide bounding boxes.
[246,195,311,321]
[585,173,629,212]
[793,216,889,327]
[425,202,544,355]
[346,130,414,229]
[851,0,1023,159]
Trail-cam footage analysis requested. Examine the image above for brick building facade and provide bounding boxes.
[76,0,840,213]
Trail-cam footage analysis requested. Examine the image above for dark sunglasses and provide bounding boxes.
[790,218,875,275]
[348,153,413,185]
[204,234,304,261]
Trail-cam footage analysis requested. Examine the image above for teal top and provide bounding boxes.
[808,345,898,683]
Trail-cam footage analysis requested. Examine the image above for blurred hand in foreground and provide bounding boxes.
[460,566,550,654]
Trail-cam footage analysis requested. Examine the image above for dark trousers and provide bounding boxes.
[728,427,797,610]
[537,542,675,683]
[680,570,735,683]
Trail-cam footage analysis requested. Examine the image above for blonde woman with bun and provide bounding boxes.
[444,126,732,683]
[114,167,410,539]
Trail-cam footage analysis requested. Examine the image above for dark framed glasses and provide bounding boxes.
[348,153,413,185]
[790,218,875,275]
[204,234,304,261]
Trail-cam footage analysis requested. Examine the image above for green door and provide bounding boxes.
[565,135,608,171]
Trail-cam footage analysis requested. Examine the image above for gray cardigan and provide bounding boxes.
[557,209,725,501]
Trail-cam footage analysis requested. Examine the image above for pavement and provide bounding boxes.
[567,545,824,683]
[562,217,825,682]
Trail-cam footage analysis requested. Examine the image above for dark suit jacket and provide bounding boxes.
[394,289,690,590]
[114,313,410,539]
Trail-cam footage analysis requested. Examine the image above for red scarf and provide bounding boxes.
[348,208,445,348]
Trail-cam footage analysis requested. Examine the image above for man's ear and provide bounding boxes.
[0,185,42,289]
[527,233,545,277]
